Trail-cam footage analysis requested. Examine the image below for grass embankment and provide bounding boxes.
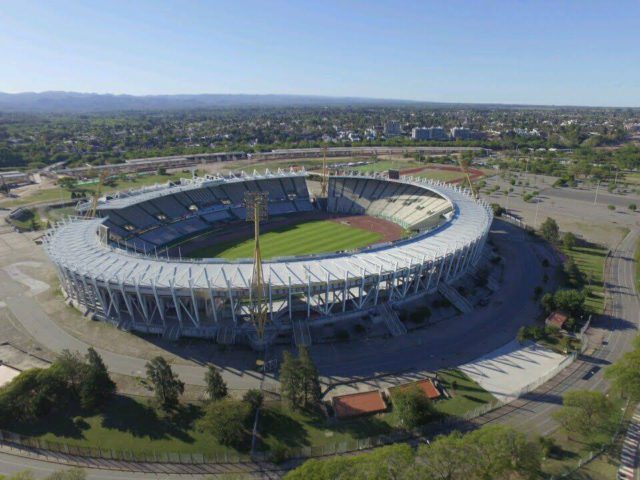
[0,172,184,208]
[188,220,382,260]
[561,244,607,314]
[6,370,493,457]
[6,395,235,456]
[258,369,494,454]
[434,369,497,416]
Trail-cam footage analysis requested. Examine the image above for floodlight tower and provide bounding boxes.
[85,171,108,218]
[244,191,269,339]
[321,145,328,197]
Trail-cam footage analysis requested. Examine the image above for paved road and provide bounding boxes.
[484,228,640,435]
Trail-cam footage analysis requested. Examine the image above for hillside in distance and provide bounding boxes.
[0,91,430,113]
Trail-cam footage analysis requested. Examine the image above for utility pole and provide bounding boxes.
[534,198,540,227]
[245,191,269,340]
[594,181,600,205]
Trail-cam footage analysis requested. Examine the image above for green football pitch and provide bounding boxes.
[186,220,383,260]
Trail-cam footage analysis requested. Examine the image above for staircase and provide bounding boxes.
[379,303,407,337]
[438,282,473,313]
[162,324,181,340]
[216,324,237,345]
[292,317,312,346]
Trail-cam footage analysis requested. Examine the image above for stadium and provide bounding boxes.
[43,169,492,348]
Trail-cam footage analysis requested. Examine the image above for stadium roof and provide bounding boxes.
[46,175,492,290]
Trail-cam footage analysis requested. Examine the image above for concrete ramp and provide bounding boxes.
[379,303,407,337]
[292,317,312,346]
[438,282,473,313]
[216,325,236,345]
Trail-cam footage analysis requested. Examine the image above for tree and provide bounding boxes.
[242,389,264,414]
[416,431,468,479]
[79,348,115,410]
[204,365,227,401]
[298,347,322,408]
[279,351,303,408]
[279,348,322,410]
[553,289,586,317]
[629,203,637,212]
[605,337,640,400]
[392,385,434,429]
[199,398,252,448]
[541,292,555,313]
[45,469,87,480]
[463,425,542,479]
[58,177,78,190]
[145,356,184,411]
[562,232,577,250]
[553,390,617,439]
[540,217,560,243]
[55,350,86,395]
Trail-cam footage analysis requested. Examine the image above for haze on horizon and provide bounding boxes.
[2,0,640,108]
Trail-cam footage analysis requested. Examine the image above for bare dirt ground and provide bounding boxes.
[401,164,485,183]
[328,214,404,243]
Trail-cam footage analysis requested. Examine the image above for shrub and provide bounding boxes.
[199,398,253,448]
[392,385,434,429]
[335,329,350,341]
[242,389,264,414]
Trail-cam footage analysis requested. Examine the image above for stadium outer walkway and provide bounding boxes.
[0,219,544,394]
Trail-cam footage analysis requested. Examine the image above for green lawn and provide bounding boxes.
[0,172,184,208]
[416,169,466,183]
[561,244,607,314]
[434,369,497,416]
[352,160,418,173]
[187,220,383,260]
[258,403,393,454]
[6,395,240,457]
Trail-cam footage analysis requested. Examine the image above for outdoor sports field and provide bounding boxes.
[187,219,383,260]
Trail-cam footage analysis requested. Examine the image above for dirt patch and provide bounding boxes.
[401,165,485,183]
[328,214,404,243]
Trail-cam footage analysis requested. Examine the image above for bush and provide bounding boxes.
[242,389,264,414]
[608,204,616,211]
[335,329,350,341]
[199,398,253,449]
[392,385,435,429]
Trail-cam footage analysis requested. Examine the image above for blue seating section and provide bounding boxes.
[100,177,314,251]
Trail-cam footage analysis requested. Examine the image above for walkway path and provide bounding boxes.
[618,406,640,480]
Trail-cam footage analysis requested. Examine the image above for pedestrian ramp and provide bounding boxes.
[216,324,236,345]
[292,317,312,346]
[378,303,407,337]
[438,282,473,313]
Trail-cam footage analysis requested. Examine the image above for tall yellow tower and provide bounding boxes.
[321,145,328,197]
[244,191,269,339]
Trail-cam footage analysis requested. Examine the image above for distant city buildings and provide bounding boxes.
[384,121,403,137]
[411,126,448,141]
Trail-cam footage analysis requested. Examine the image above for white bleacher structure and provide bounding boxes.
[43,167,492,347]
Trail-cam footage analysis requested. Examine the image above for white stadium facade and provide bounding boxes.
[43,167,492,348]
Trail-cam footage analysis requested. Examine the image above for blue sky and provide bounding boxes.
[1,0,639,106]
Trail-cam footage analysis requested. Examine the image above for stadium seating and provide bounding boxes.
[327,177,452,230]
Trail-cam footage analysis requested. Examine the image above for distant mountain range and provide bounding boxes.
[0,91,618,113]
[0,91,430,113]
